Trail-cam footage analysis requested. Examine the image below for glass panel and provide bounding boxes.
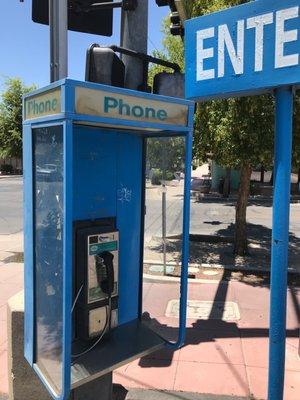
[33,126,64,396]
[143,136,185,343]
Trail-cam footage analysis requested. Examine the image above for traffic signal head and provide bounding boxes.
[86,45,125,88]
[170,10,183,36]
[156,1,184,36]
[155,0,177,12]
[153,72,184,98]
[156,0,169,6]
[32,0,113,36]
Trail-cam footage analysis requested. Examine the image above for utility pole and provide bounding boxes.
[120,0,149,90]
[49,0,68,82]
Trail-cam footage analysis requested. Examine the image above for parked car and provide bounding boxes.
[36,164,62,181]
[191,176,212,195]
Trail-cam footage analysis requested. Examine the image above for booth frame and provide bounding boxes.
[23,79,195,400]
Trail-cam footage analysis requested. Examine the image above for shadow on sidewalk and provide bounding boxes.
[138,267,300,370]
[147,223,300,274]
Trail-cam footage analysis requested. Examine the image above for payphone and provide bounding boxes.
[74,219,119,343]
[23,79,194,400]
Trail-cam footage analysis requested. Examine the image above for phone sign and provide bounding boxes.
[185,0,300,100]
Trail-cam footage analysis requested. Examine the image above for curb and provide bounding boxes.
[118,388,250,400]
[144,260,300,283]
[0,174,22,179]
[194,194,300,203]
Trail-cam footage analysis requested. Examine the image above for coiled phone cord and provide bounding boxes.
[71,284,83,313]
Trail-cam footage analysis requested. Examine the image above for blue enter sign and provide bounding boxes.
[185,0,300,100]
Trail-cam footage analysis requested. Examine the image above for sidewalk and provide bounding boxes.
[0,232,24,396]
[113,279,300,399]
[0,233,299,399]
[0,256,299,399]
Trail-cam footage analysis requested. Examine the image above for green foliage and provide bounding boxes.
[0,78,36,159]
[151,168,163,185]
[194,95,275,170]
[147,137,184,174]
[192,0,248,16]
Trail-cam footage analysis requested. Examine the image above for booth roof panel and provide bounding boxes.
[23,79,195,132]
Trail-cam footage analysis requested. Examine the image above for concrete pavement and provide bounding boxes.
[113,279,300,399]
[118,389,249,400]
[0,257,299,399]
[0,230,24,397]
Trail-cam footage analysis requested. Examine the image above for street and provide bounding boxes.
[1,176,300,241]
[0,177,23,235]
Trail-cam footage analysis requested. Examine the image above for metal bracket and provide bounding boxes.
[109,44,181,92]
[86,1,137,12]
[110,45,181,72]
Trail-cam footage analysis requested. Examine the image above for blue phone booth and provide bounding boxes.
[23,79,194,400]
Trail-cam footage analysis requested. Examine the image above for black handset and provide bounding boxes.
[95,251,115,296]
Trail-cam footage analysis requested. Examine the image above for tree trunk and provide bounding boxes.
[260,166,265,183]
[270,169,274,185]
[234,163,252,256]
[223,167,231,198]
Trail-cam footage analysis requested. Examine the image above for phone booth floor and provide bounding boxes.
[23,79,194,400]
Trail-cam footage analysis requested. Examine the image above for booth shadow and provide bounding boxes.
[141,224,300,369]
[138,286,299,370]
[115,220,300,400]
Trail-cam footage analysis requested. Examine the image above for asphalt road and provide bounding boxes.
[0,177,299,241]
[0,176,23,234]
[144,182,300,241]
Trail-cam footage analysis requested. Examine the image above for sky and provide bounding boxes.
[0,1,169,92]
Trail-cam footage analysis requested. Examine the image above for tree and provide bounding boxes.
[147,137,185,175]
[191,0,300,255]
[194,95,274,255]
[0,78,36,159]
[151,0,300,255]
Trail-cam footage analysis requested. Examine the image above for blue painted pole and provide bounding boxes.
[268,86,293,400]
[167,130,193,350]
[177,131,193,347]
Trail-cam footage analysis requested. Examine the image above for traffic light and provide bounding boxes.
[156,0,184,36]
[170,10,183,36]
[155,0,177,11]
[156,0,169,7]
[153,72,184,98]
[32,0,113,36]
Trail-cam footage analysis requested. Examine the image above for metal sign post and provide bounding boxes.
[268,86,293,399]
[49,0,68,82]
[185,1,299,399]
